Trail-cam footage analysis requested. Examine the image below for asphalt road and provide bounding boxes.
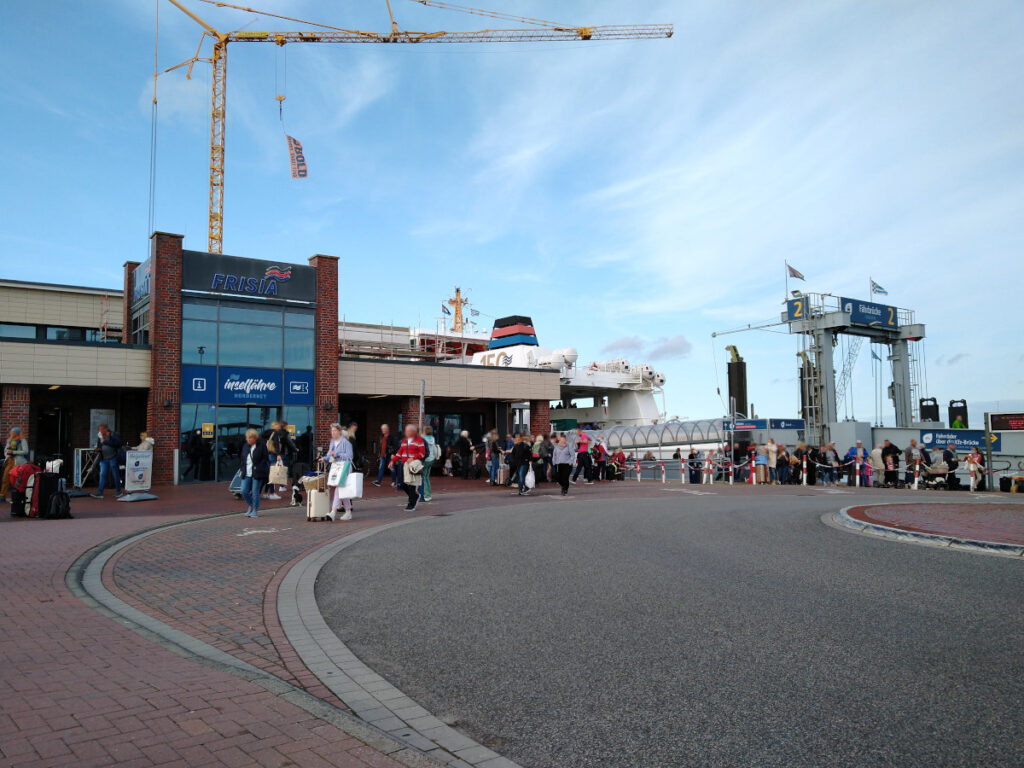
[315,491,1024,768]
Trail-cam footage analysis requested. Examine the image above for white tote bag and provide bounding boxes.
[335,472,364,500]
[525,466,536,490]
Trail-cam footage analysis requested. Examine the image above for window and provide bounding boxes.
[182,320,218,365]
[217,323,283,368]
[131,308,150,345]
[284,328,315,369]
[46,327,85,341]
[182,301,218,320]
[84,329,121,343]
[284,310,315,329]
[219,304,282,326]
[0,323,36,339]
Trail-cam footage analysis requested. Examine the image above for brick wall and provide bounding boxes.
[1,384,31,447]
[145,232,184,483]
[530,399,551,437]
[400,396,421,433]
[309,254,339,455]
[122,260,140,345]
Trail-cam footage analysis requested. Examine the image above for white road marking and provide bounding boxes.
[236,527,292,537]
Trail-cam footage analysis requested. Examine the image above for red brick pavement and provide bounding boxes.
[847,502,1024,546]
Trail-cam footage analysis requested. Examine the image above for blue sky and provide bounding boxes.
[2,0,1023,423]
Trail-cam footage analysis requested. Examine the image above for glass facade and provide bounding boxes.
[179,297,316,482]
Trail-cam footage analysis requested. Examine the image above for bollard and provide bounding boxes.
[749,461,756,485]
[802,455,807,486]
[636,460,642,483]
[913,458,920,490]
[729,462,734,486]
[855,457,861,488]
[681,459,686,484]
[660,462,666,484]
[968,461,976,492]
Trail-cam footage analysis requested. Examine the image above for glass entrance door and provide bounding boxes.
[179,405,281,483]
[216,406,280,482]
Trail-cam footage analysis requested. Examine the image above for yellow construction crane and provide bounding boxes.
[163,0,672,254]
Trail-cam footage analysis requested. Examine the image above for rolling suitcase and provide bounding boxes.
[41,478,72,520]
[10,488,27,517]
[305,462,330,521]
[29,472,60,518]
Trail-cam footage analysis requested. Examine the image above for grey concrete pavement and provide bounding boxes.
[316,493,1024,768]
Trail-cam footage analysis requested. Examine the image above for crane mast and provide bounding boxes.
[163,0,673,253]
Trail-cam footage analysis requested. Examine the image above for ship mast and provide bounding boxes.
[447,287,469,333]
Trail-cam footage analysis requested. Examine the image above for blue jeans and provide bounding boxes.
[97,457,121,495]
[777,464,791,485]
[376,457,395,485]
[517,464,529,492]
[489,455,500,484]
[241,476,263,512]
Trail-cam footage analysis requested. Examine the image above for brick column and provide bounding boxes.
[400,396,421,432]
[309,254,339,454]
[1,384,31,449]
[122,260,140,345]
[145,232,184,484]
[530,399,551,437]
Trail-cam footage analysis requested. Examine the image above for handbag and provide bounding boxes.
[327,460,350,487]
[406,459,423,476]
[268,461,288,487]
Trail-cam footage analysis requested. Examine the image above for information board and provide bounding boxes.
[920,429,1000,453]
[840,297,899,329]
[989,413,1024,431]
[124,450,153,492]
[723,419,768,431]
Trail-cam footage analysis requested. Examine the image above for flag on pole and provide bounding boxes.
[441,304,452,316]
[786,263,806,281]
[870,279,888,296]
[871,350,881,361]
[470,308,480,317]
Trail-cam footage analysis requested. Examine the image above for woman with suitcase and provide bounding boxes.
[325,423,354,521]
[239,429,270,518]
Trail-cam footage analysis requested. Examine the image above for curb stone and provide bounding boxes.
[280,512,529,768]
[827,504,1024,558]
[65,513,449,768]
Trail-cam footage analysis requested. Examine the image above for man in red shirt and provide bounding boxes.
[391,424,427,511]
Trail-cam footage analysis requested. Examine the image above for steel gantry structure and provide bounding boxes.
[163,0,673,253]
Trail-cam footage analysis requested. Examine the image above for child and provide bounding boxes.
[443,447,454,477]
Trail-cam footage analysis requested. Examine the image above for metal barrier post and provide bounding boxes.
[729,461,734,486]
[749,460,756,485]
[802,455,807,486]
[855,457,860,488]
[913,458,920,490]
[680,459,686,484]
[636,460,642,482]
[660,462,666,484]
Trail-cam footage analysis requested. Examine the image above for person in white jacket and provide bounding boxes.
[325,424,353,521]
[133,432,155,451]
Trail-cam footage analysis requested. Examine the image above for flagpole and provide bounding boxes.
[784,261,789,301]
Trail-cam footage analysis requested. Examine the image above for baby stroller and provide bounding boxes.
[919,460,950,490]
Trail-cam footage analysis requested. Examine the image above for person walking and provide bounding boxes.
[538,434,554,482]
[372,424,400,487]
[766,439,778,484]
[511,434,534,495]
[325,423,354,521]
[238,428,269,517]
[90,424,124,499]
[2,427,29,503]
[420,425,437,502]
[552,435,574,496]
[593,435,610,481]
[486,430,501,486]
[456,430,474,480]
[571,428,592,484]
[391,424,427,511]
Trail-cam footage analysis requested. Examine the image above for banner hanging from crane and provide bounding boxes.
[286,135,308,179]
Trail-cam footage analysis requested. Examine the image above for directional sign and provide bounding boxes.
[840,297,899,329]
[770,419,806,430]
[921,429,1000,453]
[723,419,768,431]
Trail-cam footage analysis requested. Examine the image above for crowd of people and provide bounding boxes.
[683,437,988,490]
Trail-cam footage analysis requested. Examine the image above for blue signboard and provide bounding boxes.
[218,367,282,404]
[770,418,806,430]
[723,419,768,431]
[181,365,313,406]
[181,365,217,404]
[283,370,315,406]
[920,429,1000,453]
[786,298,809,323]
[840,297,899,329]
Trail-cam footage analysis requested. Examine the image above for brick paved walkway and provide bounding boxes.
[847,502,1024,546]
[5,474,1011,767]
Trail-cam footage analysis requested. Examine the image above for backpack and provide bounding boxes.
[41,479,73,520]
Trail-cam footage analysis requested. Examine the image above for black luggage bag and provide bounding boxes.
[10,488,27,517]
[29,472,61,518]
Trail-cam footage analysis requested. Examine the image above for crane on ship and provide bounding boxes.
[161,0,673,254]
